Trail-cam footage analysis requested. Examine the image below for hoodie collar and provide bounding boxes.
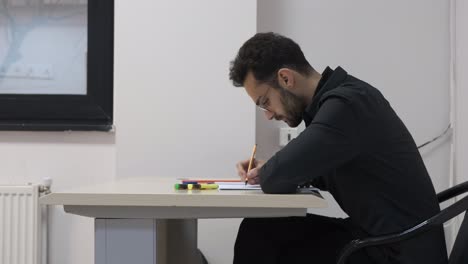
[303,66,349,126]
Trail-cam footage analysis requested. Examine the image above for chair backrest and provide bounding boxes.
[337,182,468,264]
[448,212,468,264]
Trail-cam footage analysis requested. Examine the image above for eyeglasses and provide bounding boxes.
[255,86,272,112]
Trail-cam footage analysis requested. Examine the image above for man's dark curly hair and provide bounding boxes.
[229,32,314,87]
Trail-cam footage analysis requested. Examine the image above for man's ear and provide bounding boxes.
[277,68,295,90]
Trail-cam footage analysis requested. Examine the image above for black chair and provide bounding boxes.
[337,181,468,264]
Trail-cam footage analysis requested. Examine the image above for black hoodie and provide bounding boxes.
[259,66,447,264]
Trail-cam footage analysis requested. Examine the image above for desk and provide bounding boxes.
[40,177,326,264]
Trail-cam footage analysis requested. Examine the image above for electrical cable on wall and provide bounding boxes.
[417,124,452,149]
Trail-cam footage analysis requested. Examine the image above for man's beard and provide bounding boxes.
[279,88,306,127]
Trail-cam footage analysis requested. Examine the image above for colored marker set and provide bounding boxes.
[174,183,219,190]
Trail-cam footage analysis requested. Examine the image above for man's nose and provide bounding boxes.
[264,110,275,120]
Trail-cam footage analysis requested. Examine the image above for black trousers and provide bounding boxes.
[233,214,375,264]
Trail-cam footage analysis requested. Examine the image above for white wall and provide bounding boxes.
[449,0,468,249]
[455,0,468,185]
[257,0,451,219]
[0,1,256,264]
[114,0,255,183]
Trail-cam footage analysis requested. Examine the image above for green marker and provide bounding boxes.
[174,183,188,190]
[174,183,219,190]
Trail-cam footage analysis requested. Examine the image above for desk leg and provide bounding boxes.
[95,218,202,264]
[156,219,200,264]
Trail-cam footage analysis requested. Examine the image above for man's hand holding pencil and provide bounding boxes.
[236,144,265,185]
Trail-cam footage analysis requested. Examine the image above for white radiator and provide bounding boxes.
[0,184,48,264]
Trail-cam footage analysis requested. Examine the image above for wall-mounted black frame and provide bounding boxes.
[0,1,114,131]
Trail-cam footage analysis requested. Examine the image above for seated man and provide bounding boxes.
[230,32,447,264]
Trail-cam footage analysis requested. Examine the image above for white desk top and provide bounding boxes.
[40,177,326,219]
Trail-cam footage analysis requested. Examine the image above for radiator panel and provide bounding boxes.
[0,186,41,264]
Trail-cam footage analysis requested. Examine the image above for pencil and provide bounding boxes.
[245,144,257,185]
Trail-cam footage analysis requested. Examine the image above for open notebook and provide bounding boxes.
[219,182,321,196]
[218,182,261,190]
